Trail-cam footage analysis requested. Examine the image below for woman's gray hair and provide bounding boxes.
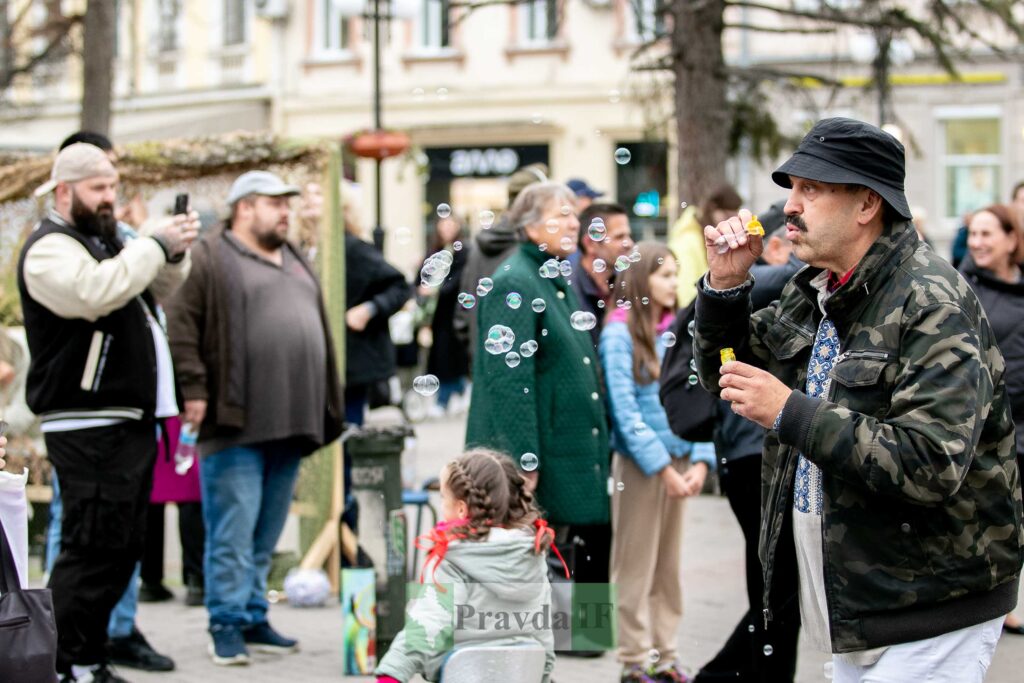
[505,182,577,239]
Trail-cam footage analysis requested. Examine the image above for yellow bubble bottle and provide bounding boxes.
[746,216,765,237]
[720,348,736,365]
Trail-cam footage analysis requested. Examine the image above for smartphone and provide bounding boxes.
[173,193,189,216]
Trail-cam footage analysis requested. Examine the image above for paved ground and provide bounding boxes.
[46,410,1024,682]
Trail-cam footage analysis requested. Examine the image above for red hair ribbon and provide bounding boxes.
[534,519,569,579]
[415,518,469,589]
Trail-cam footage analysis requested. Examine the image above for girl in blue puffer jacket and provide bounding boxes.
[599,241,714,683]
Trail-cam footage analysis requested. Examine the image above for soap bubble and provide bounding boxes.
[413,375,440,396]
[570,311,598,331]
[662,332,677,347]
[559,259,573,277]
[531,298,546,313]
[614,147,632,165]
[559,237,575,252]
[458,293,476,309]
[545,218,560,234]
[506,292,523,309]
[477,277,494,295]
[520,340,539,357]
[480,210,495,229]
[539,259,561,278]
[641,296,650,306]
[520,453,539,471]
[616,481,625,492]
[436,203,452,218]
[453,240,463,251]
[588,219,607,241]
[763,645,774,656]
[593,258,607,273]
[395,226,412,245]
[614,255,630,272]
[629,249,642,263]
[505,351,521,368]
[420,251,452,287]
[596,300,606,309]
[647,649,660,665]
[484,325,515,355]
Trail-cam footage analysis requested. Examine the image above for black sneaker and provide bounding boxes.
[242,621,299,654]
[108,627,175,672]
[137,583,174,603]
[65,663,130,683]
[184,576,205,607]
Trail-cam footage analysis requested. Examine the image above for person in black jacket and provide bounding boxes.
[960,203,1024,636]
[344,226,413,426]
[691,221,803,683]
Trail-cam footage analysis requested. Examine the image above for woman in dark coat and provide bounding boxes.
[423,216,471,413]
[465,182,609,528]
[960,203,1024,635]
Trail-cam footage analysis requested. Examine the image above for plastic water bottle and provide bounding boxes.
[174,423,198,475]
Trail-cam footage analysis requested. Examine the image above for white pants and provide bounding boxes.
[0,469,29,589]
[832,616,1004,683]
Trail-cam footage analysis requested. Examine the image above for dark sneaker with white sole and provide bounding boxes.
[208,625,250,666]
[108,627,175,672]
[242,622,299,654]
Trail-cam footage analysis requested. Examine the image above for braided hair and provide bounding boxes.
[443,449,551,550]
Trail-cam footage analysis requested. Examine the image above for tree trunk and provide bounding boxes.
[670,0,731,208]
[80,0,116,134]
[0,0,12,89]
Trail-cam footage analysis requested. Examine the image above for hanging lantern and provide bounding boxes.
[346,129,412,159]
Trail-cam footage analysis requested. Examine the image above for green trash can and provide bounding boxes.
[347,424,413,656]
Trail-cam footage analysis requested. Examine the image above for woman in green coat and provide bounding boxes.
[465,182,610,527]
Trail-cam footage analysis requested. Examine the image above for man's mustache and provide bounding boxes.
[786,215,807,232]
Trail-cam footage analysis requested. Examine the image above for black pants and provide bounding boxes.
[697,455,800,683]
[140,501,205,587]
[45,421,156,673]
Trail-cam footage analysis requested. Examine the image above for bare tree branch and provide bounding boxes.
[724,23,837,34]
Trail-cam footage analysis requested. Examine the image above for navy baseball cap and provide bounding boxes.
[772,117,912,222]
[567,178,604,199]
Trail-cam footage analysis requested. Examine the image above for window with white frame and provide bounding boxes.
[519,0,559,45]
[223,0,246,46]
[416,0,450,51]
[940,116,1002,221]
[157,0,179,53]
[320,0,351,52]
[628,0,663,42]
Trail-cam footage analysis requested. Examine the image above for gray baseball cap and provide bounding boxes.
[226,170,300,205]
[34,143,117,197]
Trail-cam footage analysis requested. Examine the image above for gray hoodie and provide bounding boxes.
[376,526,555,682]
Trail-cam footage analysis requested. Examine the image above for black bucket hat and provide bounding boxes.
[772,117,913,222]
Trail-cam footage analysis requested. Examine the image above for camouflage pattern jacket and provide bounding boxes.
[694,221,1023,653]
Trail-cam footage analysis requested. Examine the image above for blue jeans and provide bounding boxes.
[46,474,139,640]
[436,377,467,409]
[200,442,302,628]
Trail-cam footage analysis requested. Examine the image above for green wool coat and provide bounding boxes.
[465,243,610,526]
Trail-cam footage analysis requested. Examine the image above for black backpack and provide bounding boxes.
[659,301,719,442]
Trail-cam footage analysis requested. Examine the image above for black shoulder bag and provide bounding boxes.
[659,301,719,442]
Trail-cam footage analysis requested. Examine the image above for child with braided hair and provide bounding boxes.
[375,449,560,683]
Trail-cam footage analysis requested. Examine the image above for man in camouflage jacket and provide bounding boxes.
[694,118,1023,678]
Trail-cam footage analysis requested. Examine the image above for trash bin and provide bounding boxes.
[347,424,413,656]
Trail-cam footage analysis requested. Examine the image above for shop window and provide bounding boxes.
[941,117,1002,221]
[628,0,664,42]
[615,141,669,240]
[157,0,179,53]
[223,0,246,46]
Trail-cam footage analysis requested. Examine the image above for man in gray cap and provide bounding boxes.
[693,117,1021,681]
[165,170,343,667]
[19,142,198,682]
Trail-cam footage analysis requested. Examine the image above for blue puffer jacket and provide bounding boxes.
[600,316,712,476]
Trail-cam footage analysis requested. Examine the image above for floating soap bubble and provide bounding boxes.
[570,311,598,331]
[747,624,756,633]
[520,453,539,471]
[662,332,677,347]
[615,255,630,272]
[616,481,625,492]
[395,226,412,245]
[480,210,495,229]
[609,89,621,103]
[593,258,607,273]
[559,237,575,253]
[538,242,548,252]
[687,320,696,337]
[539,259,561,278]
[458,293,476,309]
[436,203,452,218]
[420,251,452,287]
[633,421,649,435]
[484,325,515,355]
[588,219,607,241]
[561,205,573,216]
[641,296,650,306]
[545,218,560,234]
[453,241,463,251]
[531,112,543,124]
[506,292,523,309]
[505,351,521,368]
[559,259,573,277]
[541,329,548,336]
[629,249,642,263]
[531,298,546,313]
[413,375,440,396]
[504,264,511,271]
[763,645,774,657]
[647,649,660,665]
[596,300,606,309]
[477,277,494,295]
[688,375,699,386]
[657,257,664,265]
[614,147,632,165]
[436,87,449,99]
[520,340,539,357]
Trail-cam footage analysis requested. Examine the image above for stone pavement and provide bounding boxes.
[117,412,1023,682]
